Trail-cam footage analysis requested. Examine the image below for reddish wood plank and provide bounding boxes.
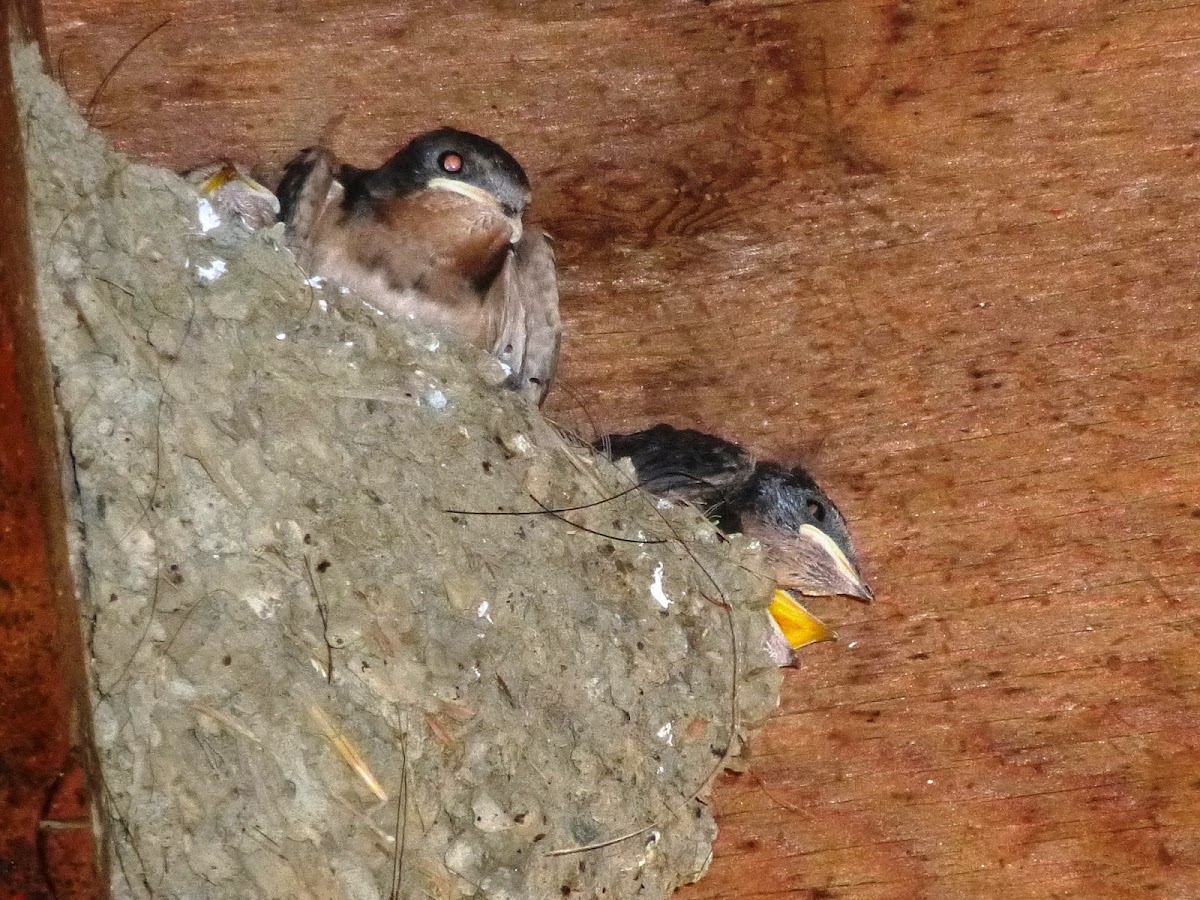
[0,4,102,896]
[29,0,1200,896]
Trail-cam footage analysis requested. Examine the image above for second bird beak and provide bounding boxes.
[786,524,875,602]
[769,589,837,651]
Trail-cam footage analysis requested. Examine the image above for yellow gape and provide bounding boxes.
[768,589,837,650]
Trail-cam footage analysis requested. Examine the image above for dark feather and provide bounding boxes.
[276,148,322,226]
[597,424,755,510]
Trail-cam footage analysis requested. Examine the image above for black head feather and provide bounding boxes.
[343,127,531,218]
[725,463,860,568]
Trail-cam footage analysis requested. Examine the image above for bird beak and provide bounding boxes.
[787,524,875,602]
[197,165,237,193]
[198,164,271,197]
[769,589,837,652]
[427,177,523,243]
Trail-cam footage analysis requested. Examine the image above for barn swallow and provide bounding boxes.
[186,162,281,231]
[276,128,561,405]
[598,424,872,664]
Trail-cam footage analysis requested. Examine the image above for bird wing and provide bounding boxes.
[276,147,343,265]
[487,230,561,405]
[598,424,757,509]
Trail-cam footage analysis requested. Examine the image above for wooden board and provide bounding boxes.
[25,0,1200,896]
[0,4,103,897]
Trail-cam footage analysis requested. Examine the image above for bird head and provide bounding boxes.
[373,127,532,242]
[736,464,874,602]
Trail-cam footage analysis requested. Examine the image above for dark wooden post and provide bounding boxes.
[0,4,104,895]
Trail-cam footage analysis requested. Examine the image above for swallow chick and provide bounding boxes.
[598,424,872,666]
[276,128,561,405]
[186,162,281,231]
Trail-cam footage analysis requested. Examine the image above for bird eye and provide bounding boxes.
[807,499,827,522]
[439,151,464,174]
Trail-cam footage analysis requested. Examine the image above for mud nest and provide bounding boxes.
[15,42,782,900]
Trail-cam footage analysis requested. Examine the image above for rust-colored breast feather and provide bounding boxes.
[378,192,514,292]
[303,191,512,345]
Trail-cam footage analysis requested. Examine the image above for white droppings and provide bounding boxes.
[426,390,448,410]
[196,198,221,233]
[655,498,673,510]
[344,341,355,348]
[497,360,513,377]
[848,641,859,649]
[304,275,327,288]
[339,286,350,295]
[243,592,276,619]
[275,332,287,341]
[471,793,513,833]
[318,297,328,312]
[426,337,440,352]
[477,601,493,623]
[650,562,671,608]
[927,779,935,785]
[656,722,674,745]
[195,258,227,282]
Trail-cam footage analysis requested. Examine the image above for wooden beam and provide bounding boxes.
[0,4,103,896]
[9,0,46,48]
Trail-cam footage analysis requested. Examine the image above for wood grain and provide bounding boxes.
[0,4,102,895]
[35,0,1200,896]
